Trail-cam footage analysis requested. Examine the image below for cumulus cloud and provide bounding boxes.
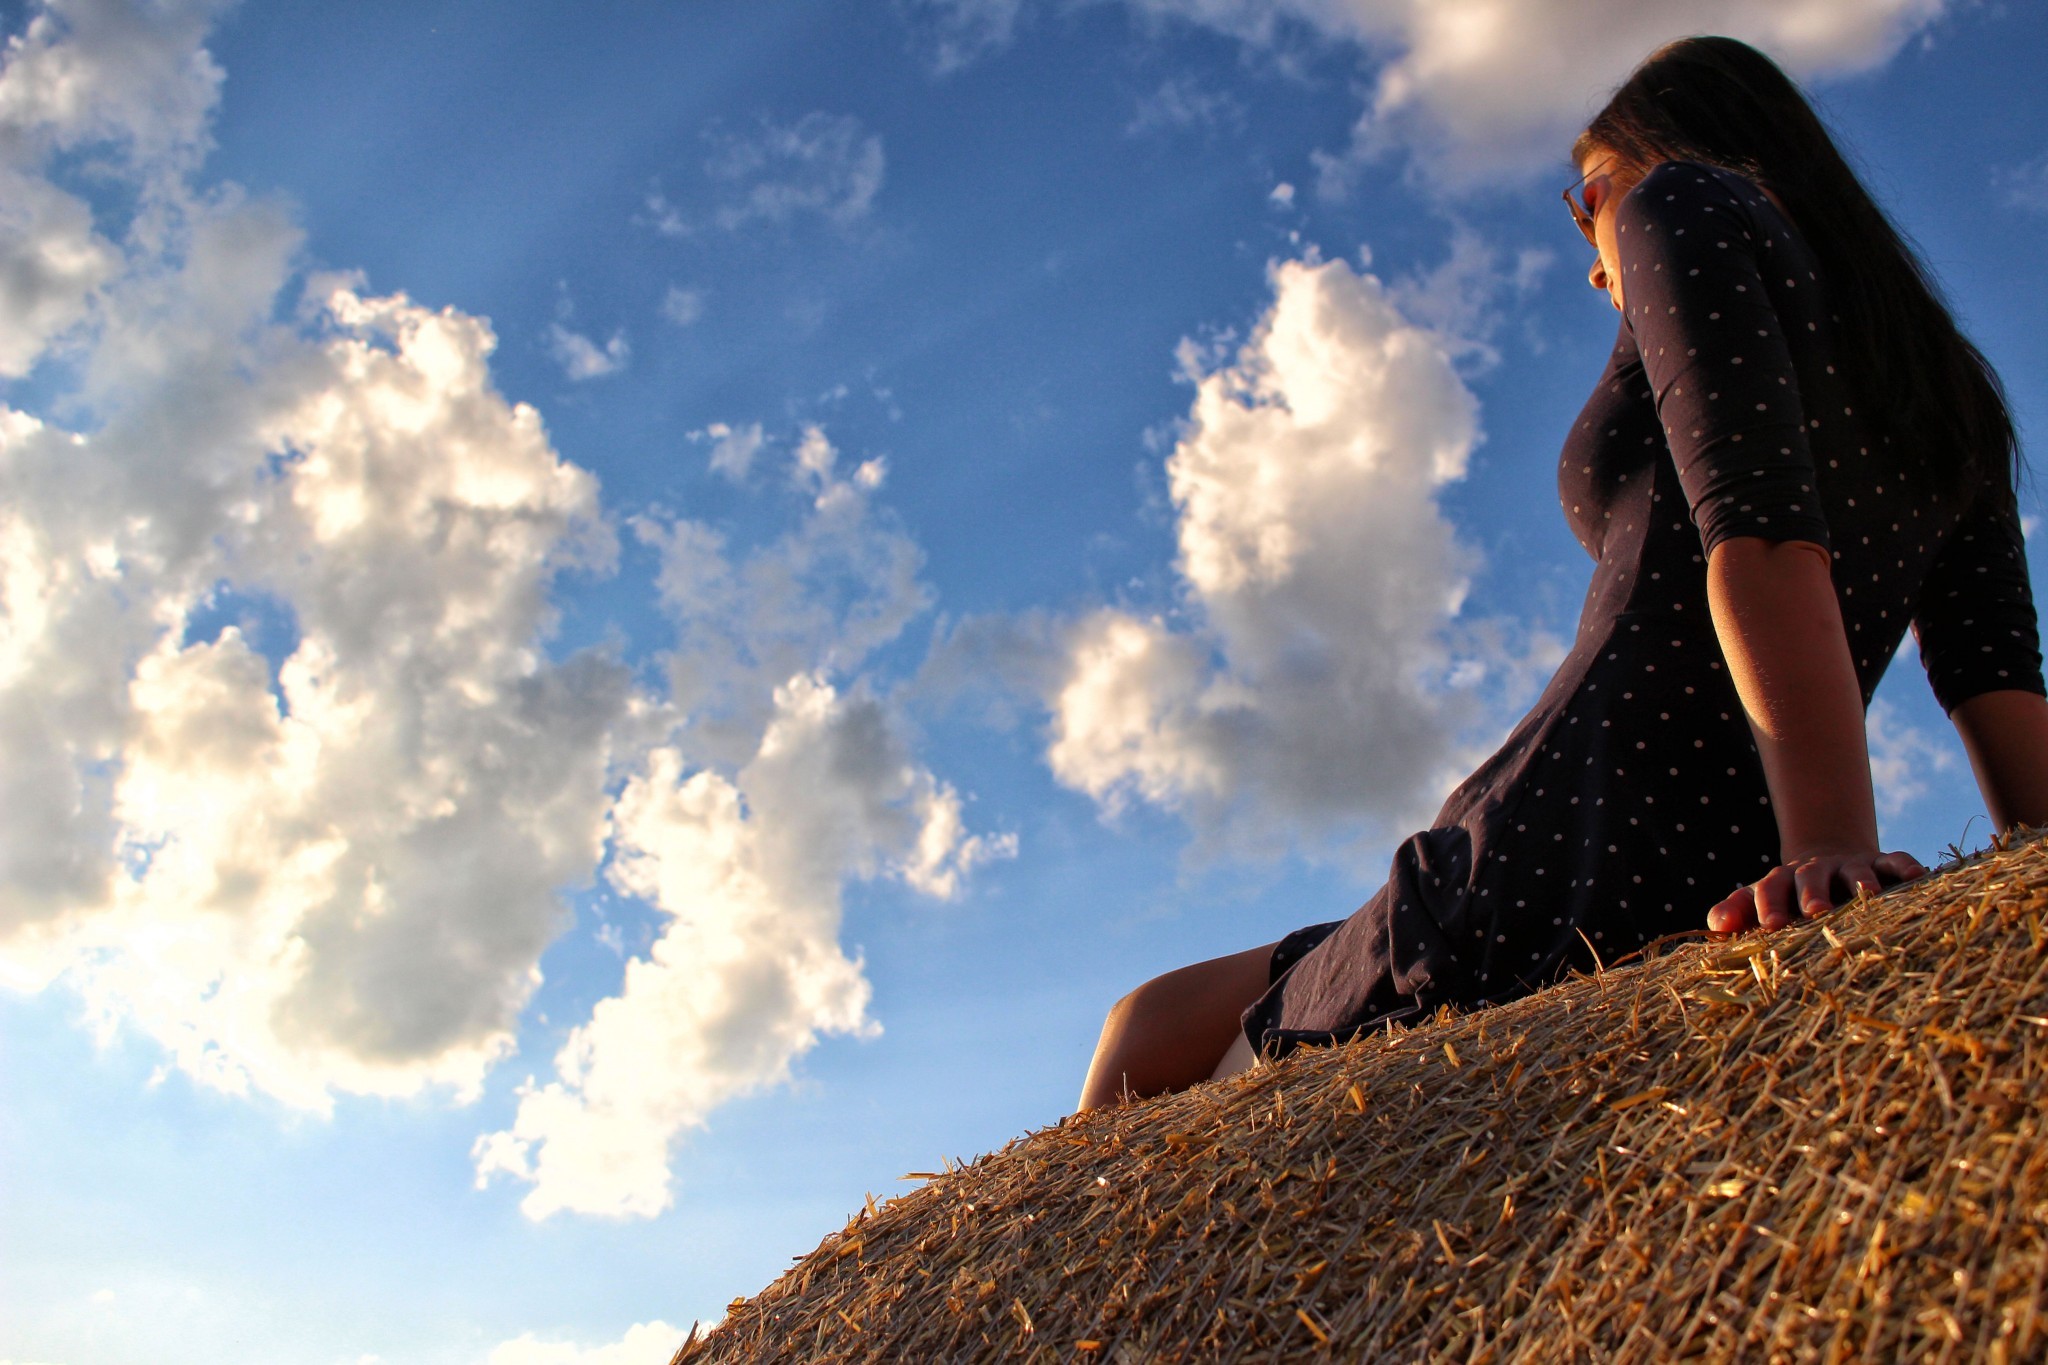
[1995,153,2048,215]
[639,184,689,239]
[474,433,1010,1220]
[547,322,629,380]
[1126,76,1243,136]
[703,112,885,231]
[1010,249,1560,860]
[896,0,1027,74]
[921,243,1566,861]
[660,285,704,326]
[0,0,234,376]
[0,0,230,164]
[1385,228,1551,368]
[2,0,1001,1192]
[644,426,925,766]
[1098,0,1948,182]
[1389,0,1938,184]
[486,1321,684,1365]
[0,169,118,375]
[1866,697,1956,823]
[2,227,630,1104]
[695,421,764,482]
[641,115,885,237]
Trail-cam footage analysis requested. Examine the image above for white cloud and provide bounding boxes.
[1386,227,1551,368]
[0,168,118,375]
[695,421,764,482]
[547,322,629,380]
[46,142,630,1107]
[642,427,931,767]
[2,242,631,1105]
[1035,249,1560,859]
[0,9,988,1250]
[897,0,1026,74]
[1996,153,2048,215]
[1,9,1005,1215]
[486,1320,684,1365]
[475,435,1009,1220]
[703,112,885,231]
[1866,697,1956,822]
[0,0,230,166]
[472,682,992,1219]
[1125,0,1946,182]
[1127,75,1242,136]
[643,115,886,237]
[659,284,703,326]
[1268,181,1296,208]
[640,185,689,239]
[0,18,630,1129]
[0,0,234,376]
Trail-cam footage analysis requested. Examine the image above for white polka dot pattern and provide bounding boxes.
[1241,160,2045,1063]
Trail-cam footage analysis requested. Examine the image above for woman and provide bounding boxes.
[1078,35,2048,1112]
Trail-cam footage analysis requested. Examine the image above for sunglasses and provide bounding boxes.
[1561,166,1599,247]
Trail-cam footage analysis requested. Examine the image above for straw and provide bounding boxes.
[674,826,2048,1363]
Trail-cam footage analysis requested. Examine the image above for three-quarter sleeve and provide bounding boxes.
[1912,482,2046,714]
[1614,162,1833,558]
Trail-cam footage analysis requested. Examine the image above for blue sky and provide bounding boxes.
[3,1,2045,1361]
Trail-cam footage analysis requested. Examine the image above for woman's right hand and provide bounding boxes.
[1706,846,1926,934]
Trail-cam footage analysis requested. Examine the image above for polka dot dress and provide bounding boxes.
[1241,161,2046,1060]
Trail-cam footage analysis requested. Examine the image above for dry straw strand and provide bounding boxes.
[673,829,2048,1363]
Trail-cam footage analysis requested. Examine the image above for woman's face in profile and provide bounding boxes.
[1576,150,1634,313]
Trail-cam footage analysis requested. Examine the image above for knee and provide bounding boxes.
[1097,969,1184,1046]
[1094,982,1144,1050]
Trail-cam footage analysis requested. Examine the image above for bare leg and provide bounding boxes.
[1210,1030,1257,1082]
[1075,940,1279,1113]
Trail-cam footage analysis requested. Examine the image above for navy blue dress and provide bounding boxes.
[1241,161,2044,1058]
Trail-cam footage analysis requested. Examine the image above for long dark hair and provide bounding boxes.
[1574,36,2021,504]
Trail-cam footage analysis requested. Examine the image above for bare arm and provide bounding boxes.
[1703,536,1924,932]
[1951,689,2048,834]
[1603,169,1932,931]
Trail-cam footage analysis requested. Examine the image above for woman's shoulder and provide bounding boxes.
[1621,159,1762,216]
[1616,160,1788,252]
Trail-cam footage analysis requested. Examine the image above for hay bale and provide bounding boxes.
[675,829,2048,1363]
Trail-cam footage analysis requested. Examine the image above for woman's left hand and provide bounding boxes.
[1706,846,1927,934]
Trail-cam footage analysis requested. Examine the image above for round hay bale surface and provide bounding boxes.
[676,830,2048,1363]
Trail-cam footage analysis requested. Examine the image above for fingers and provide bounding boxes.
[1848,860,1881,900]
[1713,848,1924,937]
[1873,849,1927,883]
[1706,883,1758,935]
[1789,857,1878,925]
[1741,864,1804,931]
[1784,861,1832,925]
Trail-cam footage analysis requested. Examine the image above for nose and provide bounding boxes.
[1587,255,1608,292]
